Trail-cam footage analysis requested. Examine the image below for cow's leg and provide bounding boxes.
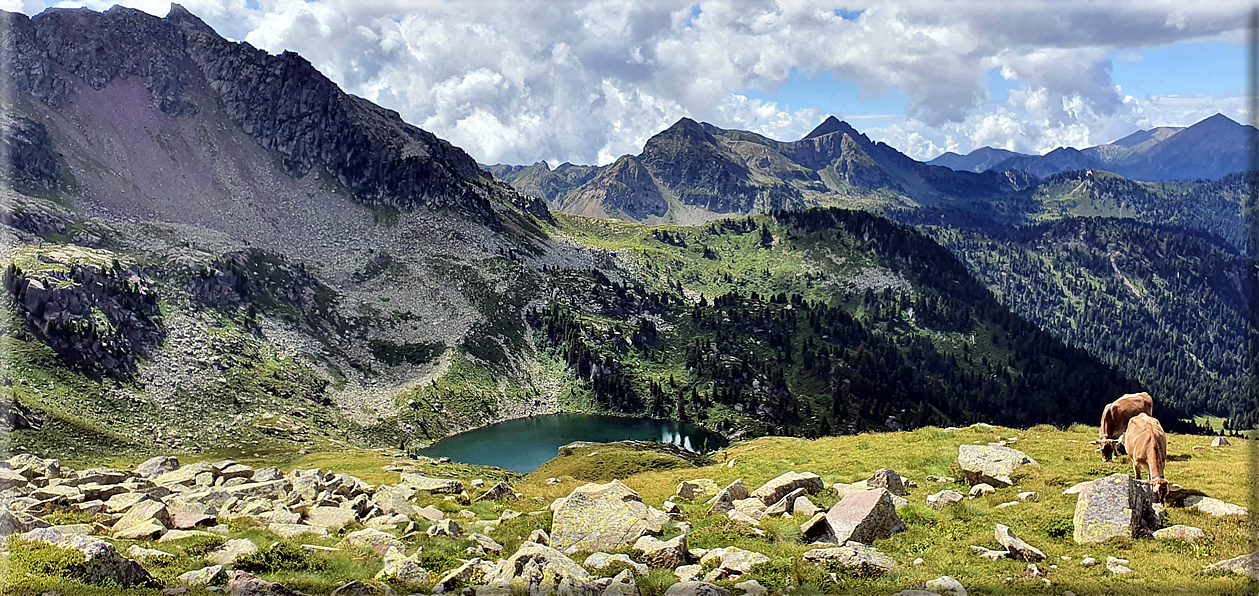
[1132,459,1141,480]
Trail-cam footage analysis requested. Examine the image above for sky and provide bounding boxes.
[16,0,1252,166]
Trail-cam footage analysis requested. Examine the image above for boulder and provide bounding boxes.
[399,473,461,494]
[1062,480,1093,495]
[995,524,1045,562]
[815,489,905,545]
[0,467,29,490]
[677,479,720,501]
[135,456,180,479]
[471,532,505,554]
[178,564,226,587]
[112,498,170,534]
[802,541,897,576]
[20,527,153,587]
[584,552,649,576]
[700,547,770,579]
[674,565,703,582]
[551,480,668,554]
[1153,525,1205,541]
[486,541,598,595]
[925,576,967,596]
[634,534,688,568]
[957,445,1036,487]
[706,479,749,515]
[1106,556,1132,574]
[206,538,259,566]
[733,579,767,596]
[343,528,403,555]
[1212,436,1230,447]
[125,545,174,561]
[731,497,767,520]
[427,518,462,538]
[665,582,730,596]
[305,506,357,531]
[968,484,994,499]
[1184,495,1248,517]
[750,471,823,506]
[866,469,908,496]
[227,570,305,596]
[604,569,639,596]
[269,523,327,539]
[376,546,429,585]
[1072,473,1161,544]
[155,462,213,487]
[927,490,964,510]
[414,505,444,522]
[1206,550,1259,579]
[171,512,216,530]
[476,481,516,502]
[0,509,26,536]
[969,545,1009,560]
[115,519,167,540]
[793,496,819,518]
[433,558,483,592]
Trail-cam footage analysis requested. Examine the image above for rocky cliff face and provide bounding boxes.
[4,249,164,379]
[0,5,502,218]
[0,113,62,193]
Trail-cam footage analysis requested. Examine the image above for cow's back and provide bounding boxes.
[1125,413,1166,458]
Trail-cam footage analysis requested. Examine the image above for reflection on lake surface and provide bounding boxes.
[419,413,728,473]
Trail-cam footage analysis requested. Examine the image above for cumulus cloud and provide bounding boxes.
[33,0,1254,164]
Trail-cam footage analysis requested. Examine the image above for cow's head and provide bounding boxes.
[1089,438,1119,462]
[1150,478,1169,504]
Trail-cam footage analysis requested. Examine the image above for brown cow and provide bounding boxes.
[1124,413,1169,503]
[1090,392,1154,462]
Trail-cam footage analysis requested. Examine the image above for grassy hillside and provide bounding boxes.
[7,424,1251,595]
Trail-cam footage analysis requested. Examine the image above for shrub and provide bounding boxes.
[179,535,227,557]
[8,539,86,579]
[233,542,326,573]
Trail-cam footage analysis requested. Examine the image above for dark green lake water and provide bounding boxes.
[419,414,727,473]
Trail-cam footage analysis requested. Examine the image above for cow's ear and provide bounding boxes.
[1088,440,1099,445]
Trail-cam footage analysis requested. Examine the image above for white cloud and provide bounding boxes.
[31,0,1254,165]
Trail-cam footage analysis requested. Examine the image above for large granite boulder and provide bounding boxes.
[551,480,668,554]
[20,527,153,587]
[486,541,598,595]
[227,570,305,595]
[866,469,908,496]
[927,490,964,510]
[699,547,771,581]
[809,489,905,545]
[802,541,897,576]
[1072,473,1161,544]
[1184,495,1248,517]
[957,445,1036,487]
[749,471,823,506]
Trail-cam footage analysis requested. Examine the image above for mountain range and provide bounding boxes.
[928,113,1252,181]
[0,4,1250,464]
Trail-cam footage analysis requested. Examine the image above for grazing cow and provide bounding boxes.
[1090,392,1154,462]
[1124,413,1169,503]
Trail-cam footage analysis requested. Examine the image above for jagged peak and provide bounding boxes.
[165,3,216,35]
[803,116,844,139]
[645,117,719,148]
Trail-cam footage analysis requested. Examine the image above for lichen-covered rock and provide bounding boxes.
[927,490,964,510]
[342,528,403,555]
[1153,525,1205,541]
[677,479,720,501]
[476,481,516,502]
[399,473,462,494]
[995,524,1045,562]
[633,534,688,569]
[750,471,823,505]
[793,496,820,518]
[375,546,429,585]
[112,498,170,535]
[733,579,767,596]
[1184,495,1248,517]
[125,545,174,561]
[802,541,897,576]
[957,445,1036,487]
[226,570,305,595]
[700,546,770,580]
[20,527,153,587]
[178,564,226,587]
[486,541,598,595]
[305,507,356,531]
[925,575,968,596]
[604,568,639,596]
[134,456,179,479]
[206,538,259,566]
[665,581,731,596]
[551,480,668,554]
[584,552,648,576]
[427,518,462,538]
[1072,473,1161,544]
[1206,550,1259,579]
